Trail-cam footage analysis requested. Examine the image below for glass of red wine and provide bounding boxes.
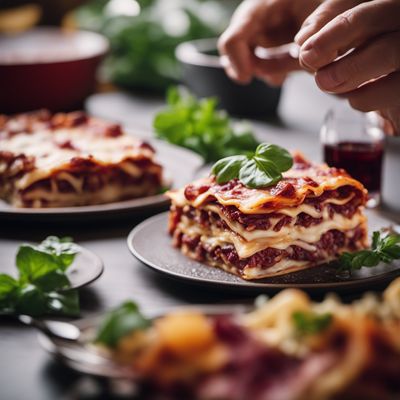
[321,107,385,208]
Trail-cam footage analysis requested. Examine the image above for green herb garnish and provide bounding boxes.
[292,311,333,335]
[95,301,151,348]
[153,87,259,162]
[339,230,400,271]
[0,236,80,317]
[212,143,293,188]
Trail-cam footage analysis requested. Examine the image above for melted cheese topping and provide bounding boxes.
[168,161,367,214]
[1,127,157,189]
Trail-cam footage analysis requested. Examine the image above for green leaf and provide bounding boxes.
[33,271,71,292]
[210,141,293,189]
[95,301,151,348]
[16,245,60,282]
[239,157,281,188]
[292,311,333,335]
[0,236,81,317]
[46,290,80,317]
[255,143,293,172]
[0,274,19,312]
[166,86,180,105]
[15,284,47,317]
[339,230,400,272]
[0,274,18,298]
[16,237,80,285]
[212,155,248,184]
[37,236,80,271]
[371,231,381,250]
[153,87,259,162]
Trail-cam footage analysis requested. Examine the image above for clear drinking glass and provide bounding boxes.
[320,106,385,208]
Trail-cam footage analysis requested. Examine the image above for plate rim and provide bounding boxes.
[64,246,104,290]
[127,212,400,291]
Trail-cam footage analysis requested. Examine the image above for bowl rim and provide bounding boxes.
[0,27,109,67]
[175,38,222,69]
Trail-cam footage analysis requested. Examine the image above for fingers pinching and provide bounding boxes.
[315,31,400,93]
[298,0,400,71]
[295,0,364,46]
[218,31,254,84]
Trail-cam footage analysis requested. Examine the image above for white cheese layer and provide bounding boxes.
[178,212,366,259]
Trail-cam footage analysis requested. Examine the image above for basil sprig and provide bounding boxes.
[95,301,151,348]
[212,143,293,188]
[154,87,259,162]
[339,230,400,271]
[0,236,80,317]
[292,311,333,335]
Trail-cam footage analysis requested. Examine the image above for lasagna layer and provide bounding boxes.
[168,154,368,279]
[0,110,163,207]
[169,154,367,213]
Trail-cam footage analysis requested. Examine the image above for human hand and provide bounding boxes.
[295,0,400,135]
[218,0,321,86]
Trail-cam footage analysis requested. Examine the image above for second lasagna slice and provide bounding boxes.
[168,153,368,280]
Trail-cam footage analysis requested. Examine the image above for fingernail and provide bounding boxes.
[315,68,343,90]
[299,41,318,70]
[294,24,314,46]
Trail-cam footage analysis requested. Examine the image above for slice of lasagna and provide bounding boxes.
[168,153,368,279]
[0,110,163,208]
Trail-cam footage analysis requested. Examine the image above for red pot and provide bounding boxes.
[0,27,109,114]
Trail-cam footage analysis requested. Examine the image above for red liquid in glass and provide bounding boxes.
[324,141,383,192]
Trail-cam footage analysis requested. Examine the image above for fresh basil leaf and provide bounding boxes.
[238,157,281,188]
[167,86,180,105]
[210,142,293,189]
[0,274,18,298]
[255,143,293,172]
[15,284,47,317]
[0,237,81,317]
[381,246,400,260]
[339,230,400,272]
[37,236,80,271]
[154,87,259,162]
[33,271,71,292]
[371,231,381,250]
[46,290,80,317]
[95,301,151,348]
[16,246,60,283]
[212,155,248,184]
[292,311,333,335]
[380,233,400,251]
[0,274,19,312]
[352,251,380,268]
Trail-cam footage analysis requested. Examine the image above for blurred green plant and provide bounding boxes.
[75,0,237,91]
[154,87,259,162]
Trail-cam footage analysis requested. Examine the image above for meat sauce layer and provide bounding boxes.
[173,226,365,272]
[170,187,363,238]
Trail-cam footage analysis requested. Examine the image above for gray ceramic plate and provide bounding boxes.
[65,246,104,290]
[0,139,202,222]
[127,211,400,294]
